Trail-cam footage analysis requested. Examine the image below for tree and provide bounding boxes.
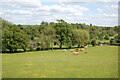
[104,35,110,40]
[0,17,13,29]
[55,19,73,48]
[1,18,118,52]
[34,26,57,50]
[90,23,92,26]
[97,32,104,40]
[110,38,115,44]
[41,21,48,26]
[34,34,51,51]
[114,35,120,43]
[91,38,96,46]
[43,27,57,50]
[107,30,116,36]
[72,29,89,48]
[56,27,73,48]
[56,19,66,24]
[2,25,30,52]
[25,25,40,40]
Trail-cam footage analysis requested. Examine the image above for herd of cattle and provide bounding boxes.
[63,44,103,55]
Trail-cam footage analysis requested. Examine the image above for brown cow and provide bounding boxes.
[84,51,88,54]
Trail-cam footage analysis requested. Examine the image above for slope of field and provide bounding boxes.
[2,46,118,78]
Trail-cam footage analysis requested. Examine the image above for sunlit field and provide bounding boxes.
[2,45,118,78]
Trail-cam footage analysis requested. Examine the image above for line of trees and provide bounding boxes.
[1,18,119,53]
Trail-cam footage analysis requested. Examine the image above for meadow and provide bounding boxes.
[2,45,118,78]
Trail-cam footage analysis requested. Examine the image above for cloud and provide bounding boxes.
[97,4,118,13]
[1,1,90,25]
[1,0,42,9]
[88,13,117,26]
[105,5,118,11]
[34,4,89,16]
[0,1,118,26]
[39,0,119,2]
[101,13,117,17]
[97,8,103,12]
[1,9,33,15]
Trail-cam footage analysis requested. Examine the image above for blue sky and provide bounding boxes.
[0,0,119,27]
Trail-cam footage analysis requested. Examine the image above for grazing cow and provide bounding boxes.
[84,45,88,48]
[84,46,88,48]
[84,51,88,54]
[100,44,103,46]
[80,48,84,51]
[76,48,79,52]
[63,49,66,52]
[78,49,81,51]
[96,44,99,46]
[74,52,79,55]
[70,49,74,52]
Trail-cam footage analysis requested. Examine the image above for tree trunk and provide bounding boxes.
[23,48,26,52]
[78,44,80,48]
[51,43,53,50]
[69,46,72,49]
[14,49,17,52]
[9,49,13,53]
[60,45,62,49]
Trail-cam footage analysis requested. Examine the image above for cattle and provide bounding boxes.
[76,48,79,52]
[96,44,99,46]
[99,44,103,46]
[70,49,74,52]
[79,48,84,51]
[84,45,88,48]
[74,52,79,55]
[63,49,66,52]
[84,51,88,54]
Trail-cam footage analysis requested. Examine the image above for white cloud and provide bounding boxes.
[35,5,88,16]
[0,1,118,26]
[102,13,118,17]
[1,0,42,9]
[1,2,90,25]
[97,8,103,12]
[40,0,119,2]
[2,9,33,15]
[97,4,118,13]
[88,13,117,26]
[105,5,118,11]
[40,0,119,3]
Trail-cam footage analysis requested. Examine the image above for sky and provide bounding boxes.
[0,0,119,27]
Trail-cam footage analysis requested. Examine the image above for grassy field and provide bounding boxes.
[2,45,118,78]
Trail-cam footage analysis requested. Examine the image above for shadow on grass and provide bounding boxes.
[1,47,80,54]
[1,44,118,54]
[1,51,25,54]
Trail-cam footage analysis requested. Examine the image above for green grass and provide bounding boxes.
[2,45,118,78]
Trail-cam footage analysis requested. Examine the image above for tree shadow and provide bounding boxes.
[1,46,82,54]
[1,51,25,54]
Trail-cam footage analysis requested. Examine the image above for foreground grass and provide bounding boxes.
[2,45,118,78]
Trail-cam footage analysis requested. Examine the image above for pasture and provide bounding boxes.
[2,45,118,78]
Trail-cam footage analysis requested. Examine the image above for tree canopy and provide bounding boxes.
[1,18,118,52]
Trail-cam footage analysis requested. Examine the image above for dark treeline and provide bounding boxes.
[1,18,120,53]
